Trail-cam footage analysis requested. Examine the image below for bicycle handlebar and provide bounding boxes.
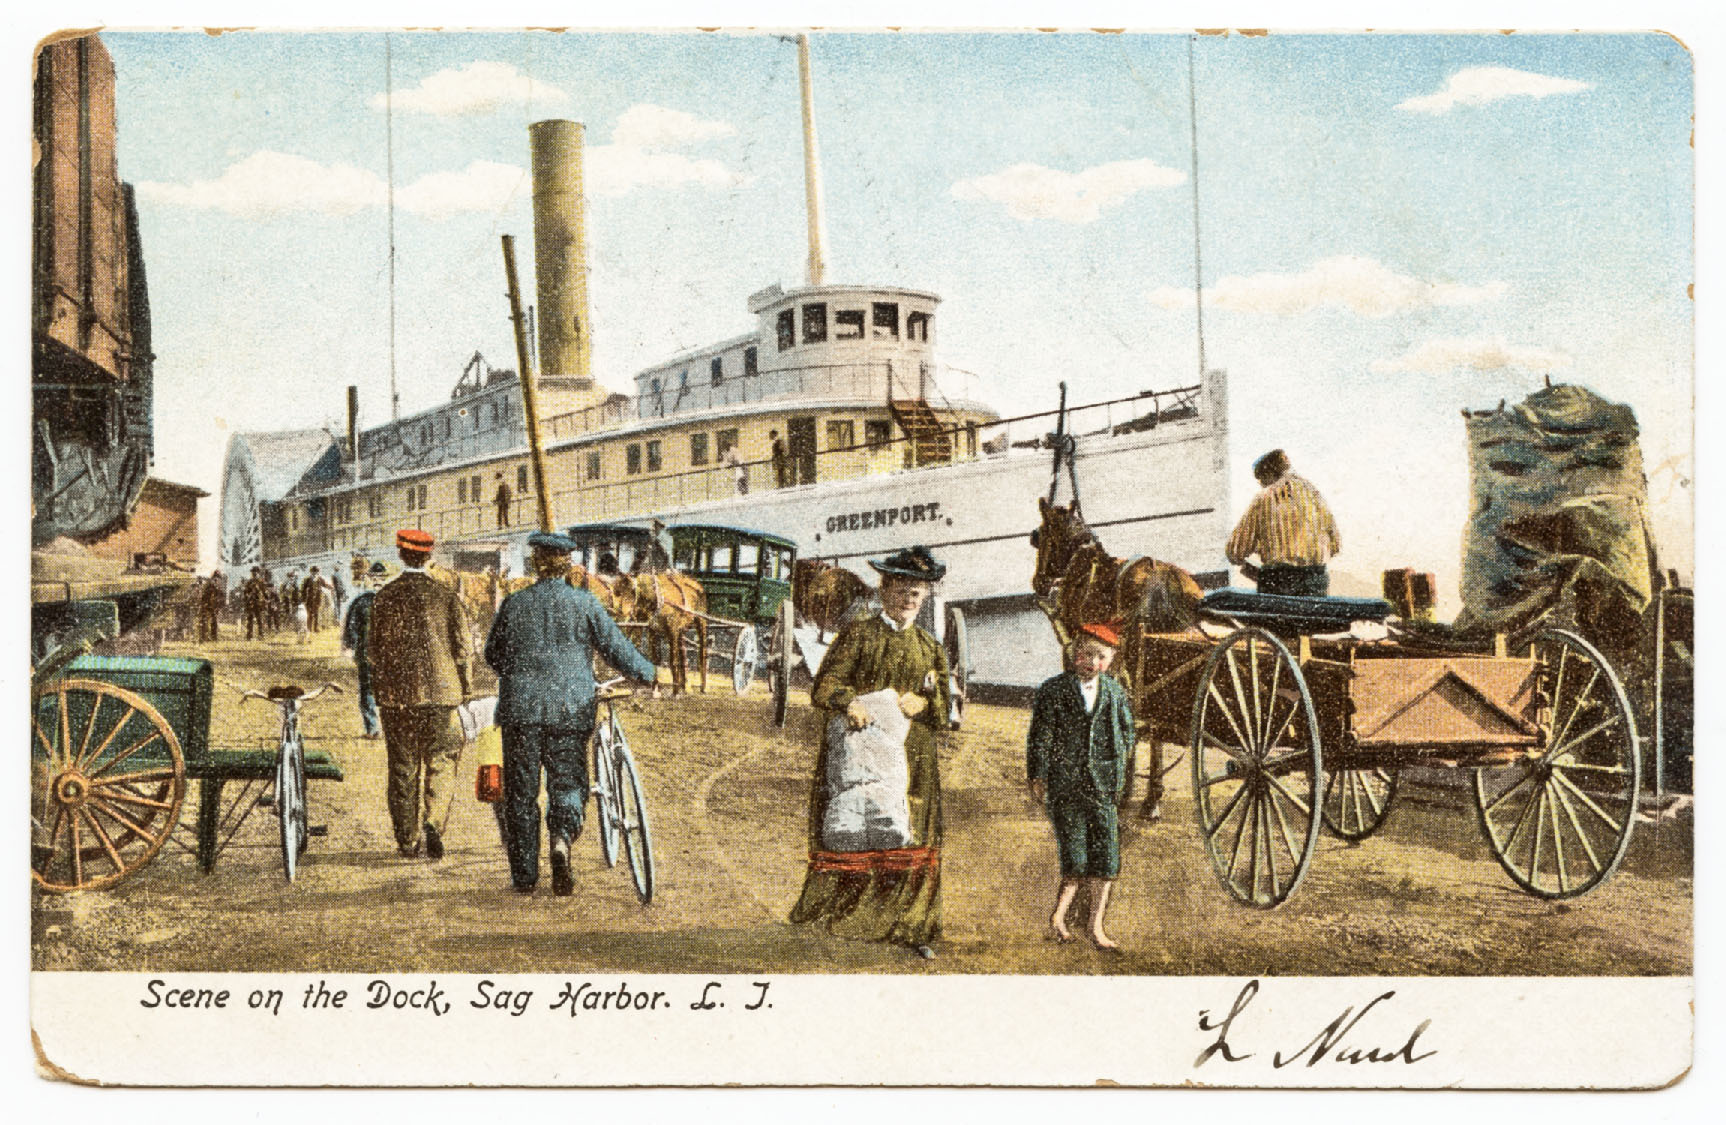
[239,681,345,705]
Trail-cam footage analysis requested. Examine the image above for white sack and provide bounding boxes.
[820,688,913,852]
[457,695,499,744]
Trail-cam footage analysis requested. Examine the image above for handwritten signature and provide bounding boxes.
[1195,980,1436,1069]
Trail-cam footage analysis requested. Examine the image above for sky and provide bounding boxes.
[77,24,1694,611]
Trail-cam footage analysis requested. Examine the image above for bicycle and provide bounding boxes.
[241,682,342,882]
[589,677,655,903]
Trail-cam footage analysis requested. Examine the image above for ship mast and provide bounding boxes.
[386,33,400,421]
[797,33,829,287]
[1187,35,1207,382]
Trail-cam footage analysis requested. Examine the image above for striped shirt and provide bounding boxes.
[1226,473,1340,568]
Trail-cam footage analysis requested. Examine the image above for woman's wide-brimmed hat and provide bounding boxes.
[868,544,946,583]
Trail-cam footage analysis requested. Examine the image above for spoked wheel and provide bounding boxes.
[944,605,969,730]
[276,736,309,882]
[590,713,622,867]
[1321,767,1398,841]
[1190,628,1324,908]
[770,600,794,728]
[731,625,759,696]
[613,732,656,905]
[1474,629,1640,899]
[31,679,187,893]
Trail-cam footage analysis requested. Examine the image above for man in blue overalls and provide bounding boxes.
[483,531,657,896]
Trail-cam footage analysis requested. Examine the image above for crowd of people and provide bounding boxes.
[192,564,348,642]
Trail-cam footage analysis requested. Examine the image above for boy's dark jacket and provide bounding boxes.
[1026,671,1136,801]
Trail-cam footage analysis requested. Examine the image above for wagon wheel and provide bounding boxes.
[614,729,656,905]
[770,600,794,728]
[1190,628,1324,908]
[31,679,187,894]
[1321,767,1398,841]
[944,605,969,730]
[731,624,759,696]
[590,713,623,868]
[1473,629,1640,899]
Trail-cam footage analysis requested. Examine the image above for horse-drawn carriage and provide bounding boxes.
[766,556,972,729]
[1031,498,1648,909]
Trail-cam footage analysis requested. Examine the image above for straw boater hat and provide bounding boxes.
[868,544,946,583]
[396,528,434,552]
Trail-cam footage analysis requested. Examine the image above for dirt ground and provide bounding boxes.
[32,626,1693,976]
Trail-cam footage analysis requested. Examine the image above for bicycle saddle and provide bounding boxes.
[266,685,305,700]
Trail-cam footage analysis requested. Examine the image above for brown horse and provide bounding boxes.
[439,564,628,648]
[629,570,709,696]
[1030,497,1203,820]
[792,557,872,638]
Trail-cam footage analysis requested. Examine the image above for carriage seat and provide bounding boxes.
[1199,588,1395,634]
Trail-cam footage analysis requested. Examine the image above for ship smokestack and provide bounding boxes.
[529,119,595,389]
[346,385,359,469]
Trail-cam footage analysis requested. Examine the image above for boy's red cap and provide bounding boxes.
[396,528,434,551]
[1077,621,1120,647]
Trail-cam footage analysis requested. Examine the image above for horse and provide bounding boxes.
[792,557,872,638]
[1030,497,1204,820]
[628,569,709,696]
[437,564,629,651]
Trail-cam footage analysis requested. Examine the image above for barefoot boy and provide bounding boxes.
[1027,622,1137,950]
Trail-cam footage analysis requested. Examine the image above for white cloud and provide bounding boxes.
[587,146,748,196]
[611,104,737,150]
[950,159,1185,223]
[1147,256,1508,318]
[369,61,569,117]
[1397,66,1592,115]
[1369,336,1573,376]
[395,160,525,219]
[134,151,386,218]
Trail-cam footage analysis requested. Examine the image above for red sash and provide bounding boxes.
[808,846,939,873]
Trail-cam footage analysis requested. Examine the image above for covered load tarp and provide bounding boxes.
[821,689,913,852]
[1456,384,1660,647]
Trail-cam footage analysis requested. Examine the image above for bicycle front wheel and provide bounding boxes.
[277,735,308,882]
[613,730,655,904]
[590,714,621,868]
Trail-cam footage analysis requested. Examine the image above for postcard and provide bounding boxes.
[27,23,1694,1087]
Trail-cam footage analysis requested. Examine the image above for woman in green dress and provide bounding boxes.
[790,545,951,958]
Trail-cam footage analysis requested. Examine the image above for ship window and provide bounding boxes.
[458,478,467,504]
[627,444,642,475]
[710,356,724,386]
[802,303,827,345]
[290,509,299,531]
[518,465,530,494]
[405,488,416,512]
[472,474,482,503]
[368,495,383,518]
[907,310,930,342]
[418,484,428,510]
[646,441,663,472]
[744,346,758,376]
[835,309,865,339]
[865,420,893,448]
[716,428,739,456]
[872,302,899,339]
[737,540,760,574]
[586,452,602,481]
[776,309,795,351]
[691,432,710,466]
[826,420,856,450]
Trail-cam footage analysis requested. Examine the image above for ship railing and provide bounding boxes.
[276,381,1203,561]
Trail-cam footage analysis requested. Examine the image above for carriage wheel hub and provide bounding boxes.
[53,771,90,807]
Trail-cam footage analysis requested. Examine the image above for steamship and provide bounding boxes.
[220,41,1231,687]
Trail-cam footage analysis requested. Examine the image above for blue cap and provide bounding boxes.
[527,530,580,553]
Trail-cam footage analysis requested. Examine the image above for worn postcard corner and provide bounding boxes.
[26,24,1693,1089]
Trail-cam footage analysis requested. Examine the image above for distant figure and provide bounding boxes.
[331,569,348,621]
[264,575,284,634]
[302,566,331,633]
[197,571,224,643]
[341,561,388,740]
[242,566,268,640]
[367,529,473,861]
[770,429,790,488]
[484,531,657,896]
[494,473,513,529]
[1027,623,1136,952]
[350,552,367,587]
[724,446,748,494]
[1225,449,1340,597]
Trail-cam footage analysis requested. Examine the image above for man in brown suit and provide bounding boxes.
[366,529,473,860]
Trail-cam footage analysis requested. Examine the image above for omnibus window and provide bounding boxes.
[674,542,694,570]
[777,547,795,580]
[737,540,760,574]
[711,543,734,573]
[616,544,638,572]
